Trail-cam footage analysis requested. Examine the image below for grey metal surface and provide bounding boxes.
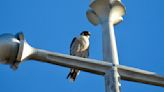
[0,32,163,87]
[0,34,19,64]
[87,0,126,92]
[28,47,164,87]
[0,33,20,69]
[0,0,164,90]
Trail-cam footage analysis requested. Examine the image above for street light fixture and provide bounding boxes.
[110,1,125,25]
[86,0,125,26]
[0,33,21,69]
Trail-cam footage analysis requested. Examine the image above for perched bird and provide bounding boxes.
[67,31,91,82]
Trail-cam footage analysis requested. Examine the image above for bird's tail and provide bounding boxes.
[67,69,80,82]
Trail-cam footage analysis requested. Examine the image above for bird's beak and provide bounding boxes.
[88,32,91,36]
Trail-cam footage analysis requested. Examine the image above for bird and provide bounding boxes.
[67,31,90,82]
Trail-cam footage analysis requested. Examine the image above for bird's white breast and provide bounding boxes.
[79,36,89,51]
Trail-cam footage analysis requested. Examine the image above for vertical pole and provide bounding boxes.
[87,0,125,92]
[101,20,120,92]
[102,21,119,65]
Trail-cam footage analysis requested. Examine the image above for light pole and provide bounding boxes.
[0,1,164,92]
[87,0,125,92]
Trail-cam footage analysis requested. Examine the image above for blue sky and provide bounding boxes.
[0,0,164,92]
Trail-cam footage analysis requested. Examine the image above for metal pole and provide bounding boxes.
[87,0,125,91]
[102,21,119,64]
[101,20,120,92]
[86,0,125,91]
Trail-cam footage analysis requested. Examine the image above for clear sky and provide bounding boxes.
[0,0,164,92]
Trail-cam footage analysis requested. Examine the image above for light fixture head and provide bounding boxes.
[109,1,126,25]
[86,9,99,26]
[0,32,34,70]
[0,33,20,69]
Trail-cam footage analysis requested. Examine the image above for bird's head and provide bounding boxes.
[80,31,91,38]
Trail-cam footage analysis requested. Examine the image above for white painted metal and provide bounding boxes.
[0,33,20,69]
[28,46,164,87]
[0,34,164,87]
[0,1,164,91]
[101,20,119,65]
[87,0,125,92]
[17,40,35,61]
[105,67,121,92]
[102,18,120,92]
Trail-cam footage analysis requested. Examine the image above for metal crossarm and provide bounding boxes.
[30,48,164,87]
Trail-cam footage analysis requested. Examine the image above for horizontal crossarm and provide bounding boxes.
[118,65,164,87]
[30,49,164,87]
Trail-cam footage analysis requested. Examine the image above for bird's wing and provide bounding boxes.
[70,37,82,55]
[70,37,76,48]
